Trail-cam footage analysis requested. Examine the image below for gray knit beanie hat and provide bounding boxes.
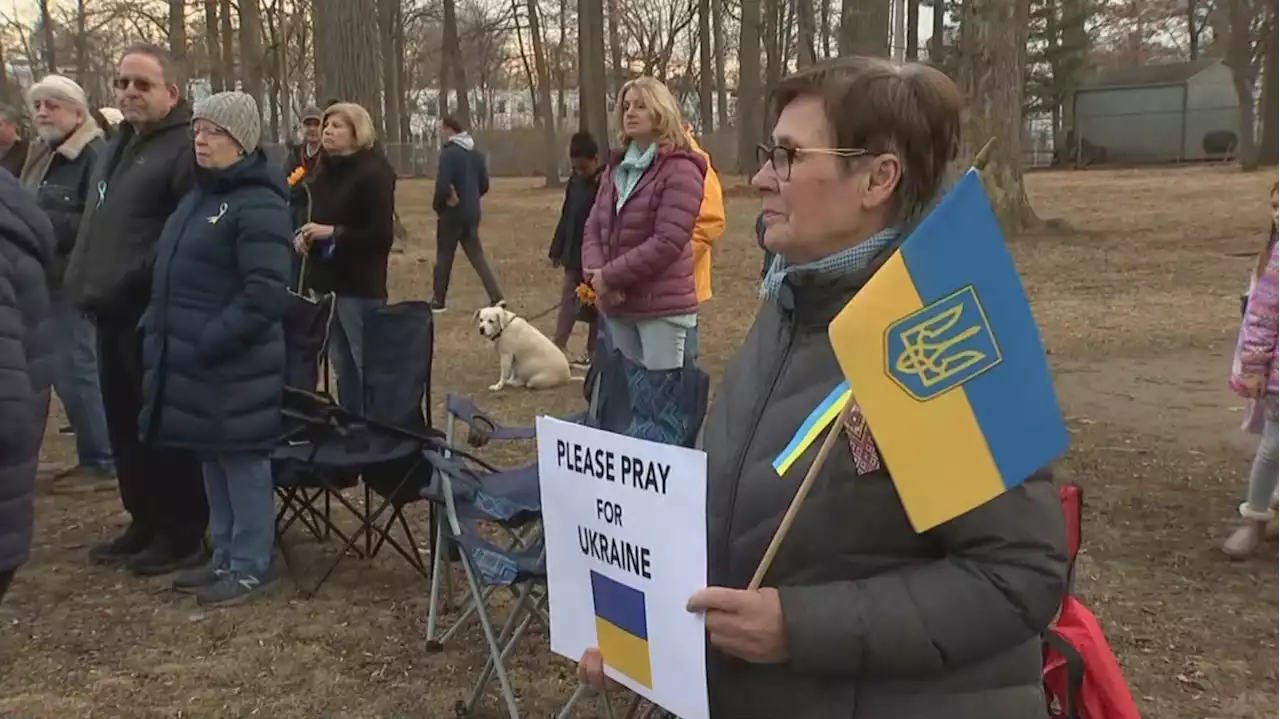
[192,91,261,152]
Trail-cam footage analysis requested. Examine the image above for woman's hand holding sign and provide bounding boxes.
[687,587,789,664]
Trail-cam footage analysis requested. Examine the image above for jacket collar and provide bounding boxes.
[52,121,104,161]
[779,231,910,328]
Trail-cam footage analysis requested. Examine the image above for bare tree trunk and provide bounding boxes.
[526,0,562,186]
[738,0,763,176]
[168,0,189,88]
[906,0,919,59]
[75,0,89,99]
[240,0,266,119]
[954,0,1038,232]
[219,0,235,90]
[264,0,282,141]
[607,0,625,95]
[39,0,57,73]
[379,0,402,140]
[556,0,567,130]
[797,0,819,67]
[713,0,728,127]
[0,42,13,108]
[579,0,610,146]
[764,0,781,92]
[698,0,715,132]
[1224,0,1262,170]
[314,0,383,129]
[443,0,472,126]
[820,0,834,58]
[205,0,224,92]
[1261,18,1278,164]
[840,0,891,57]
[929,0,945,62]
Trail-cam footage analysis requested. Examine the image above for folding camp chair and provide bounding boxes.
[272,300,441,596]
[426,342,711,719]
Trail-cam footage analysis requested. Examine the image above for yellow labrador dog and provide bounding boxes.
[476,302,573,391]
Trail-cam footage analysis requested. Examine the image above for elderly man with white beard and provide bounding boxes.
[18,75,115,492]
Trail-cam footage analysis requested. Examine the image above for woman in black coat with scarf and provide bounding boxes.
[140,92,292,607]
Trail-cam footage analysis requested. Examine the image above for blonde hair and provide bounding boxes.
[614,77,689,151]
[322,102,377,150]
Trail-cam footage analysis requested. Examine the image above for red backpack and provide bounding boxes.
[1043,484,1142,719]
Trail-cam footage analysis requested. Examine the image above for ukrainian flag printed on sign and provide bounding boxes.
[829,169,1068,532]
[591,570,653,688]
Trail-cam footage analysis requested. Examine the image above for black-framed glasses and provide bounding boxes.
[757,143,870,180]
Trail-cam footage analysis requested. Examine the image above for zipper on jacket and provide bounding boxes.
[716,313,799,585]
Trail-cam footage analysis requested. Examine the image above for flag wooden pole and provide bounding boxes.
[747,395,856,590]
[745,137,999,591]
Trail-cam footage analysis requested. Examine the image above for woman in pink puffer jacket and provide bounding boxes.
[582,77,706,444]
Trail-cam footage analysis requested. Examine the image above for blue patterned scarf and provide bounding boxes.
[759,227,900,302]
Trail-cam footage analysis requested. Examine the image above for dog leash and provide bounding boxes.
[522,301,563,324]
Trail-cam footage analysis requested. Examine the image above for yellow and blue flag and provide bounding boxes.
[591,570,653,688]
[829,168,1067,532]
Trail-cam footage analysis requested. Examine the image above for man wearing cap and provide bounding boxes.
[64,42,209,577]
[284,105,323,182]
[18,75,114,491]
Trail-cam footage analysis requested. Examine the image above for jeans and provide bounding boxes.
[1245,419,1280,515]
[201,452,275,577]
[553,266,598,354]
[604,315,695,371]
[329,296,385,414]
[52,301,113,469]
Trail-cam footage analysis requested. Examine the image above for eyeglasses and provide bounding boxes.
[191,122,230,139]
[113,76,156,92]
[757,143,870,181]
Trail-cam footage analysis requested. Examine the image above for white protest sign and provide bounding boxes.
[536,416,710,719]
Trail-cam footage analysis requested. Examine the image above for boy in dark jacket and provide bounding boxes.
[430,115,503,311]
[0,169,55,605]
[549,132,603,367]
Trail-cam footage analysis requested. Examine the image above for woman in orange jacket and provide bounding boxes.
[684,128,725,361]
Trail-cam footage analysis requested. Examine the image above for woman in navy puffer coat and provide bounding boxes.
[140,92,292,607]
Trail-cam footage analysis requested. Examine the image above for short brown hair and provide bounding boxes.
[121,41,178,85]
[441,115,466,133]
[770,56,962,221]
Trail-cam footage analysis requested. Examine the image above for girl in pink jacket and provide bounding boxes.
[1223,183,1279,558]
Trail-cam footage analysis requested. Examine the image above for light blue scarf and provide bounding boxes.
[614,142,657,211]
[759,227,900,303]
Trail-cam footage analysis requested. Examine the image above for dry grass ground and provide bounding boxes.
[0,165,1276,718]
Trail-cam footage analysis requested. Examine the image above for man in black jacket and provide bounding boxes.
[0,168,55,605]
[430,115,503,311]
[19,74,115,491]
[63,42,208,576]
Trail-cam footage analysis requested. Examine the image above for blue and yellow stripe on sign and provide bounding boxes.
[591,570,653,688]
[828,169,1068,532]
[773,380,853,476]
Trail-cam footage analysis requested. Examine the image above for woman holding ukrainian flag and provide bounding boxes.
[579,56,1068,718]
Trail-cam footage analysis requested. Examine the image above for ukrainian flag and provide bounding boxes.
[591,570,653,688]
[829,169,1067,532]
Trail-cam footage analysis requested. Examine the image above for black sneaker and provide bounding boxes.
[570,355,592,371]
[126,538,208,577]
[172,562,227,594]
[195,569,279,607]
[88,525,153,566]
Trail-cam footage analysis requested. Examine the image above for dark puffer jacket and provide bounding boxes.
[139,150,292,452]
[582,145,705,319]
[0,170,55,575]
[700,244,1067,718]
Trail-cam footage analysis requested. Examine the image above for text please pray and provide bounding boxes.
[556,439,670,495]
